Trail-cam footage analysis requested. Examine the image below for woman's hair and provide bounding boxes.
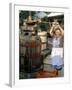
[53,27,61,34]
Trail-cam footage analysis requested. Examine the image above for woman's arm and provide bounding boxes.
[59,25,64,36]
[49,23,55,36]
[50,26,54,36]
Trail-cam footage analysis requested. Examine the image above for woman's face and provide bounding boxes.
[55,29,61,37]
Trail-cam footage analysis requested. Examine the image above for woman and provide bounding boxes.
[49,20,64,75]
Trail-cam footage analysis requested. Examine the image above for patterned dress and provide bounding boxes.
[51,36,64,69]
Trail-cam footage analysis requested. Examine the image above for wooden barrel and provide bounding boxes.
[23,35,42,73]
[38,31,47,50]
